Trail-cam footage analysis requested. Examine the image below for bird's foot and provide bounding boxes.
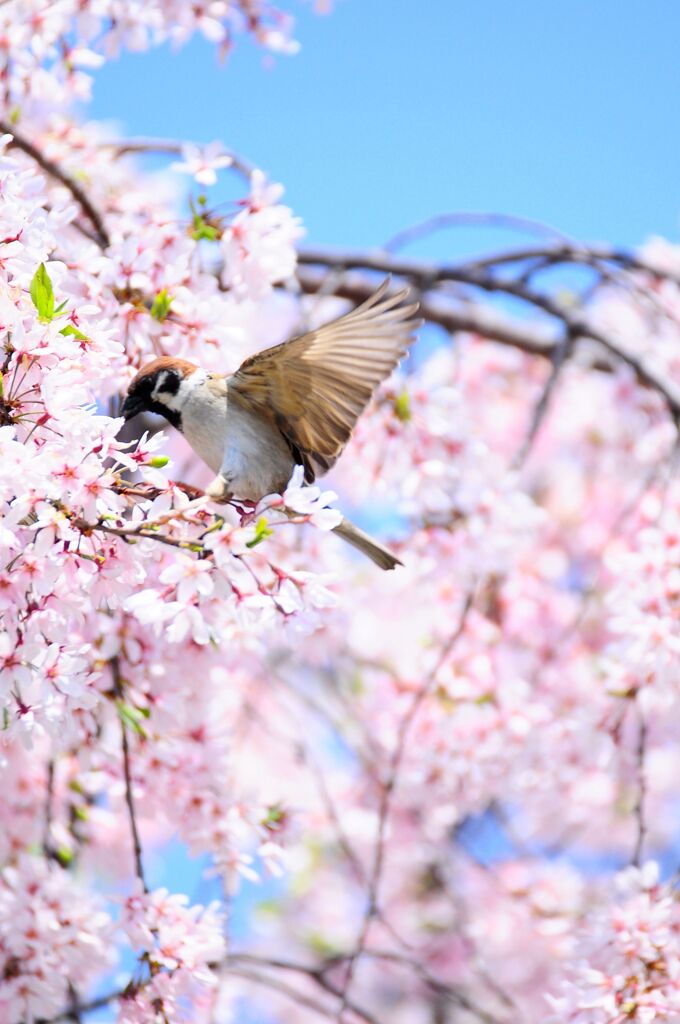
[205,475,233,504]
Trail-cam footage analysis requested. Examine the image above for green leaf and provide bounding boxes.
[54,299,69,316]
[177,540,204,552]
[30,263,55,322]
[149,455,169,468]
[59,324,89,342]
[150,288,173,322]
[262,803,286,831]
[348,671,364,696]
[307,932,343,957]
[394,389,411,422]
[246,516,274,549]
[115,700,149,738]
[191,213,219,242]
[55,846,74,867]
[255,898,282,917]
[201,516,225,537]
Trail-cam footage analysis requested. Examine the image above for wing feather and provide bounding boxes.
[228,280,420,480]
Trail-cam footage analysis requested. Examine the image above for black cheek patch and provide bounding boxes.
[158,371,181,395]
[148,401,182,430]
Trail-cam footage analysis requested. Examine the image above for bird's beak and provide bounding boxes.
[120,394,144,421]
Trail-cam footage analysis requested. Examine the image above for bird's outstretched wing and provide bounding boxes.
[227,279,421,480]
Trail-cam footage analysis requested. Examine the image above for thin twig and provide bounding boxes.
[106,136,255,180]
[631,710,648,868]
[42,759,55,858]
[383,211,572,253]
[464,241,680,288]
[513,326,578,467]
[231,951,502,1024]
[1,121,110,248]
[225,954,383,1019]
[337,593,475,1020]
[111,658,148,891]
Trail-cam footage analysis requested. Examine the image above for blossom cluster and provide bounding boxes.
[0,857,112,1023]
[118,886,225,1022]
[3,2,680,1023]
[1,0,299,117]
[549,864,680,1023]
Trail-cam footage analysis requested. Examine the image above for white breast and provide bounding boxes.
[180,375,294,500]
[220,400,294,501]
[181,378,228,474]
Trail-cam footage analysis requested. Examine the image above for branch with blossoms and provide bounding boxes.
[7,120,680,425]
[3,125,679,1019]
[7,112,680,434]
[338,592,475,1018]
[5,5,680,1024]
[293,245,680,425]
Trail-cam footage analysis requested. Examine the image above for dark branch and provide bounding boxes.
[111,658,148,891]
[296,248,680,421]
[338,594,475,1020]
[464,241,680,287]
[513,326,578,466]
[106,137,255,181]
[294,269,556,356]
[632,710,648,868]
[1,121,110,248]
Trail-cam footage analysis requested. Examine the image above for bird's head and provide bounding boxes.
[121,356,200,429]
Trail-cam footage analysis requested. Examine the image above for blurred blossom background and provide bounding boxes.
[82,0,680,968]
[5,2,680,1022]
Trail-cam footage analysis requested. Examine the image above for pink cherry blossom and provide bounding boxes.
[170,142,233,185]
[0,856,113,1024]
[2,4,680,1024]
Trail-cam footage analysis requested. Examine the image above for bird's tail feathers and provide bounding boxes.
[332,517,402,571]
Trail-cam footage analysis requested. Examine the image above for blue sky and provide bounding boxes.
[90,0,680,262]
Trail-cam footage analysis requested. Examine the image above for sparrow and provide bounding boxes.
[121,280,420,570]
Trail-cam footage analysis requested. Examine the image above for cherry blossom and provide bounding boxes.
[170,142,233,186]
[2,3,680,1024]
[0,856,113,1024]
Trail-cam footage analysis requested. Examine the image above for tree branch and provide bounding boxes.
[42,759,55,859]
[225,959,383,1024]
[1,121,111,248]
[296,248,680,421]
[294,268,556,355]
[111,658,148,892]
[106,137,255,181]
[513,326,578,466]
[338,593,475,1021]
[383,210,572,253]
[631,709,648,868]
[463,241,680,287]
